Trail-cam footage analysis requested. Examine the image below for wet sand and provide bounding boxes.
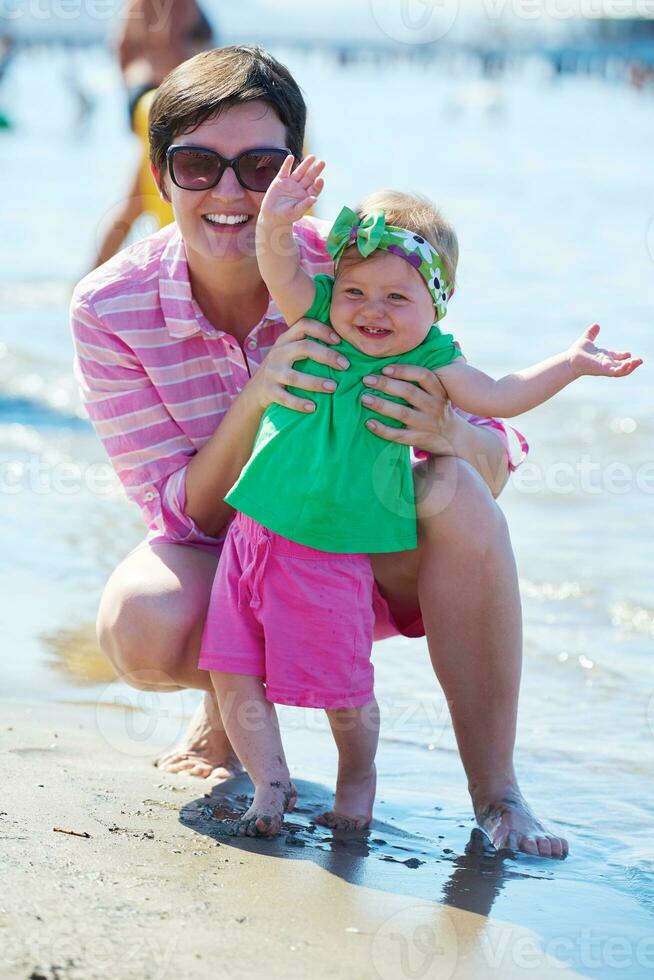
[3,696,646,980]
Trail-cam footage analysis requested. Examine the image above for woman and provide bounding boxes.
[71,45,567,858]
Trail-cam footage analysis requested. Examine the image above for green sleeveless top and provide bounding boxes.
[225,275,462,553]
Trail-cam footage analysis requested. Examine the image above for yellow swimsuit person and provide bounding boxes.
[132,89,174,229]
[89,0,213,270]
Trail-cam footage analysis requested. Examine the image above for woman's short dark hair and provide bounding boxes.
[149,45,306,190]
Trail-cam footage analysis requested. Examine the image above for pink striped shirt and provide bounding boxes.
[70,218,528,551]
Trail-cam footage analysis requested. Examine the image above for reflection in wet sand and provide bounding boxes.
[181,778,566,921]
[182,775,506,909]
[43,622,116,686]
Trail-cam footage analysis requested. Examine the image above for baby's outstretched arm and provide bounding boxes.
[256,154,326,327]
[437,324,642,418]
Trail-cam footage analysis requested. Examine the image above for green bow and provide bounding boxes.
[326,206,387,264]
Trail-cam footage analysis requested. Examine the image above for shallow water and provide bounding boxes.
[1,47,653,977]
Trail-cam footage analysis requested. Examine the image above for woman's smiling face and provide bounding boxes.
[157,100,288,265]
[330,250,436,357]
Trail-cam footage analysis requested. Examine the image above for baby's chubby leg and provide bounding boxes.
[210,672,297,837]
[316,699,380,831]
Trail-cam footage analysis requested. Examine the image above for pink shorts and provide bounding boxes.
[199,513,379,710]
[128,532,425,641]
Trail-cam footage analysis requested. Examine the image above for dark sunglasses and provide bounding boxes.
[166,145,293,193]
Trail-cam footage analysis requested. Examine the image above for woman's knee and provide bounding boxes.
[96,542,217,689]
[416,457,508,552]
[96,576,194,689]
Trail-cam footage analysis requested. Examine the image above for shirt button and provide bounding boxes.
[247,339,257,351]
[143,491,156,502]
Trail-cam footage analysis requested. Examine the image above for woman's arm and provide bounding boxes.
[72,290,349,541]
[183,381,266,537]
[72,291,217,543]
[179,317,352,536]
[437,324,642,419]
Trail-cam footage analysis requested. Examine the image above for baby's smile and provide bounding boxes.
[356,324,393,338]
[330,250,436,358]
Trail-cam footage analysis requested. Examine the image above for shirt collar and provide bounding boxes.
[159,228,210,339]
[159,226,285,340]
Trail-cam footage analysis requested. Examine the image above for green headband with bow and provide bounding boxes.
[326,205,451,321]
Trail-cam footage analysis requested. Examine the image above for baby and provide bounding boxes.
[199,155,642,838]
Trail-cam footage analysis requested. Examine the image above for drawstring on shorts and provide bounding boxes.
[237,528,272,612]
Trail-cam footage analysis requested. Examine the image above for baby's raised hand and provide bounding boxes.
[567,324,643,379]
[259,154,325,226]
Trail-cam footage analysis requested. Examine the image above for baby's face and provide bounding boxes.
[330,250,435,358]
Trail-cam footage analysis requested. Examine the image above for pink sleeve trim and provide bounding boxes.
[157,465,228,545]
[413,411,529,472]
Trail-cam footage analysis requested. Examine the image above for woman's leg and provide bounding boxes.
[370,456,568,858]
[210,672,297,837]
[96,540,240,779]
[316,699,380,831]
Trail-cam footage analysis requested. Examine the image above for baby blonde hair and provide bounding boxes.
[357,189,459,292]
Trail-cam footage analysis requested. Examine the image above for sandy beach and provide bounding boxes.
[1,697,591,980]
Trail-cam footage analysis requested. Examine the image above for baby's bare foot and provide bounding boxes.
[315,765,376,832]
[155,692,241,781]
[474,785,569,859]
[225,780,298,838]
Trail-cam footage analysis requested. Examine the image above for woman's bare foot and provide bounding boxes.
[154,691,241,781]
[473,784,569,858]
[225,780,298,837]
[315,765,376,832]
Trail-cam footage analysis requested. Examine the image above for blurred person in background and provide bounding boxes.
[91,0,214,269]
[0,32,14,129]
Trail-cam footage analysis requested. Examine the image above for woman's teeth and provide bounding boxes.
[203,213,249,225]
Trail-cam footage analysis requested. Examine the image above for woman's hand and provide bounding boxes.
[360,364,458,455]
[567,324,643,379]
[250,318,349,414]
[259,154,325,227]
